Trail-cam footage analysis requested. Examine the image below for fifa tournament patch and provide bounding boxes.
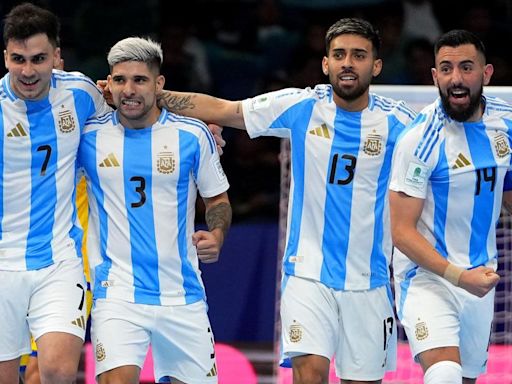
[212,158,227,182]
[250,95,272,111]
[404,162,428,191]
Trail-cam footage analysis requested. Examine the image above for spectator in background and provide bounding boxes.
[402,37,434,85]
[402,0,442,43]
[160,23,213,93]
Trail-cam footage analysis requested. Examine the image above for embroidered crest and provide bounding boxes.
[95,342,106,362]
[289,324,302,343]
[363,132,382,156]
[58,108,76,133]
[157,151,175,174]
[494,134,510,158]
[415,321,429,341]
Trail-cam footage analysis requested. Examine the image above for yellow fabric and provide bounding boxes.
[20,177,91,368]
[76,177,90,283]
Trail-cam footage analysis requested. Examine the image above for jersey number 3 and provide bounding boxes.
[130,176,146,208]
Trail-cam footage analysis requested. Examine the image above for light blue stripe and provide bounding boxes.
[81,131,111,299]
[123,129,160,304]
[53,73,100,92]
[397,267,417,320]
[369,115,403,288]
[70,172,82,259]
[85,113,112,126]
[25,99,58,269]
[177,130,205,303]
[465,122,495,267]
[319,109,361,289]
[2,75,16,101]
[0,104,3,240]
[169,113,216,153]
[418,119,441,162]
[431,141,449,258]
[71,89,98,130]
[281,100,316,275]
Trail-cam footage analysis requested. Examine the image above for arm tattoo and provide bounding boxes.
[205,202,232,237]
[158,91,196,113]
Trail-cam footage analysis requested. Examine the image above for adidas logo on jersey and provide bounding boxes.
[99,153,120,167]
[7,123,27,137]
[452,153,471,169]
[308,123,330,139]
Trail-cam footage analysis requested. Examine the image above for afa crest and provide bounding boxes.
[289,323,303,343]
[415,321,429,341]
[157,151,175,174]
[95,342,106,362]
[363,132,382,156]
[58,108,76,133]
[494,134,510,158]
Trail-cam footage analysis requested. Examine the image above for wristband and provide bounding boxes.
[443,264,464,286]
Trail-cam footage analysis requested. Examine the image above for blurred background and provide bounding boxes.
[2,0,512,382]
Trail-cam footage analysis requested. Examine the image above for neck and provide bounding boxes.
[119,107,161,129]
[333,91,370,112]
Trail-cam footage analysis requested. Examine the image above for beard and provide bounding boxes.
[329,72,371,102]
[439,85,483,122]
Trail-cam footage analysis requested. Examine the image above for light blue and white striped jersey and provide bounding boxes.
[78,109,229,305]
[242,84,416,290]
[390,96,512,281]
[0,69,111,271]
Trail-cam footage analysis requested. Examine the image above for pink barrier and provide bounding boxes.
[277,344,512,383]
[84,342,257,383]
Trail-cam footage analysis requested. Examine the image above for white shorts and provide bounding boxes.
[92,298,218,384]
[0,257,87,361]
[280,275,397,381]
[397,269,494,378]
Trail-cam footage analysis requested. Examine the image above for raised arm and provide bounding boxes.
[159,91,246,130]
[192,192,232,263]
[389,190,499,297]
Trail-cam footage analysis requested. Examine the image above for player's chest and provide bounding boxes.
[93,129,191,184]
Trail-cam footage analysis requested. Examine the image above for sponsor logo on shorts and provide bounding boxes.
[289,323,302,343]
[206,363,218,377]
[415,321,429,341]
[71,315,86,330]
[95,342,106,362]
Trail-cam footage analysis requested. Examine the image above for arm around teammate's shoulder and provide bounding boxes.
[158,91,246,130]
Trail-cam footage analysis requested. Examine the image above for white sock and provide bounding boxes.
[424,361,462,384]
